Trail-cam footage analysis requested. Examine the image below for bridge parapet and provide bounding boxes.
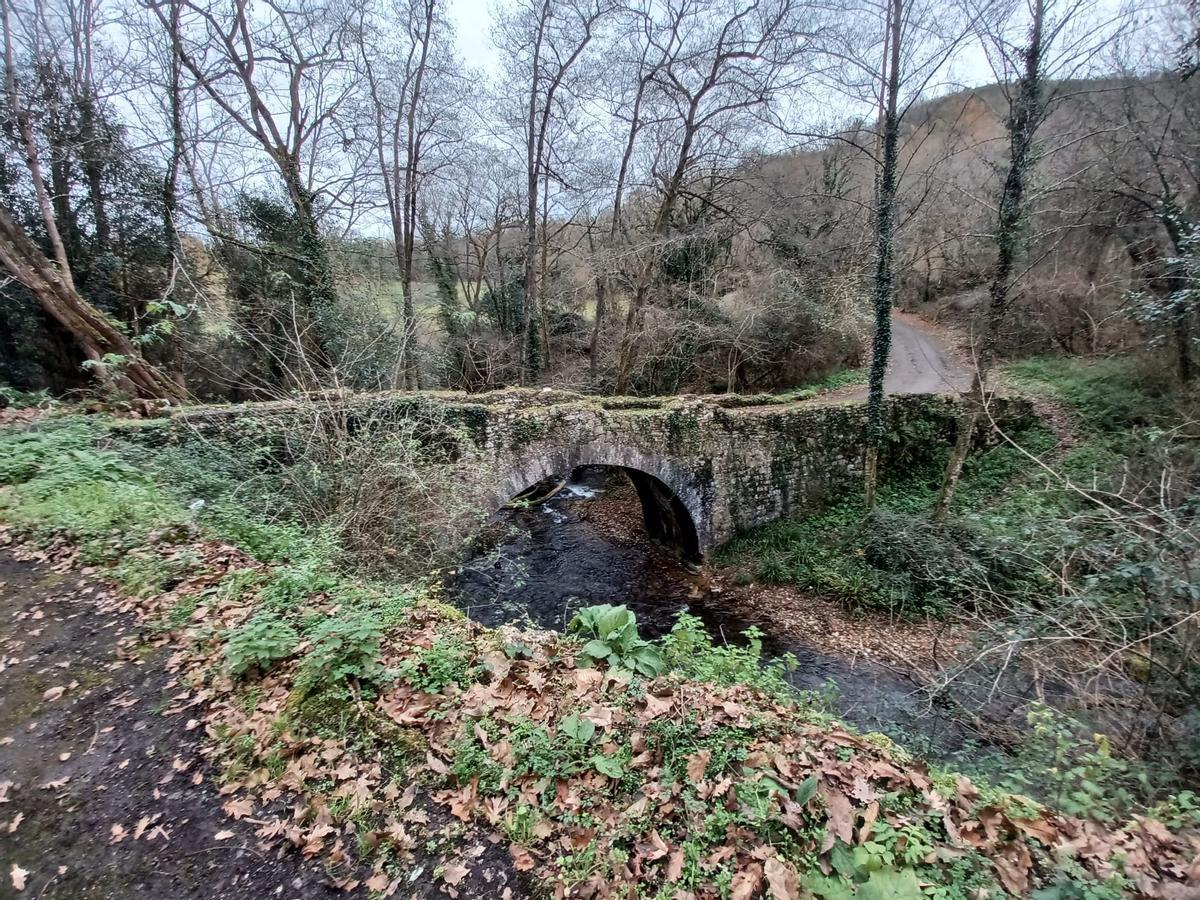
[148,390,1035,557]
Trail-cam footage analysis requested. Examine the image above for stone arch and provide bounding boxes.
[496,443,707,561]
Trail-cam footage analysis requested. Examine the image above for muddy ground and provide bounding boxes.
[0,550,359,899]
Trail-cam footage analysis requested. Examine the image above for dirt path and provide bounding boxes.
[0,550,358,900]
[884,313,971,395]
[832,313,970,401]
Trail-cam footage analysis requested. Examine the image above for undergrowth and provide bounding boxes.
[0,372,1196,896]
[721,356,1177,617]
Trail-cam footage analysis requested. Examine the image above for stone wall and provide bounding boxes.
[151,389,1034,558]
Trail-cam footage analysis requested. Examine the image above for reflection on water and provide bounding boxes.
[450,466,978,754]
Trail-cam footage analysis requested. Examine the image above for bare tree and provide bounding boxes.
[359,0,464,388]
[148,0,367,376]
[609,0,826,394]
[495,0,610,383]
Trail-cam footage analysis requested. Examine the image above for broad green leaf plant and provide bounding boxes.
[568,604,666,678]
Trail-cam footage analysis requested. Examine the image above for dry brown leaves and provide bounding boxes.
[12,529,1200,899]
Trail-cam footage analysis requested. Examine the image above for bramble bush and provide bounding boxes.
[226,613,300,677]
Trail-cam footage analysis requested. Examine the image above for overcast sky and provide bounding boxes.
[449,0,503,76]
[446,0,1136,101]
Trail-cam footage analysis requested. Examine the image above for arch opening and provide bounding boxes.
[504,464,702,563]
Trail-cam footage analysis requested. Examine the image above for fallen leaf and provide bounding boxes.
[686,749,712,782]
[223,797,254,819]
[364,871,390,891]
[1012,812,1058,845]
[992,841,1031,895]
[820,785,854,850]
[110,823,128,843]
[42,686,65,702]
[214,830,234,841]
[509,844,536,871]
[665,849,685,882]
[641,693,674,720]
[425,751,450,775]
[764,855,799,899]
[10,863,27,892]
[850,776,878,804]
[6,813,23,833]
[731,863,763,900]
[133,816,151,840]
[442,862,469,886]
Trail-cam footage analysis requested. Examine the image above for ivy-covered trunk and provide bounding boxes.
[933,0,1046,521]
[279,157,339,380]
[864,0,903,510]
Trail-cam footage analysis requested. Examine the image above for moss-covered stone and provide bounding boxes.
[151,389,1035,559]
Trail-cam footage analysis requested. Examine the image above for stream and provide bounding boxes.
[450,466,984,759]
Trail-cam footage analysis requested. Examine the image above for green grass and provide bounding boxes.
[722,354,1178,617]
[0,420,187,561]
[806,367,866,393]
[1004,356,1171,436]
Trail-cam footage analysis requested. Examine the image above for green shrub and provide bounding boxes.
[298,612,385,691]
[260,558,342,612]
[201,500,334,565]
[397,634,474,694]
[569,604,665,678]
[999,704,1153,823]
[856,510,1003,615]
[225,613,300,677]
[663,613,805,705]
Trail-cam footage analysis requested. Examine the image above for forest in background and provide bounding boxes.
[0,0,1196,405]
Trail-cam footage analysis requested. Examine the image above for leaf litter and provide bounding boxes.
[2,529,1198,898]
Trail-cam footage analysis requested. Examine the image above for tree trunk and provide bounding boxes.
[614,280,649,394]
[163,0,183,257]
[864,0,903,511]
[587,227,605,380]
[399,0,434,391]
[0,203,184,401]
[78,95,111,256]
[1174,304,1194,383]
[278,153,337,377]
[933,0,1045,521]
[520,3,547,386]
[592,72,647,385]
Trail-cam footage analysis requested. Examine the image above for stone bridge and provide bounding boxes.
[162,388,1032,560]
